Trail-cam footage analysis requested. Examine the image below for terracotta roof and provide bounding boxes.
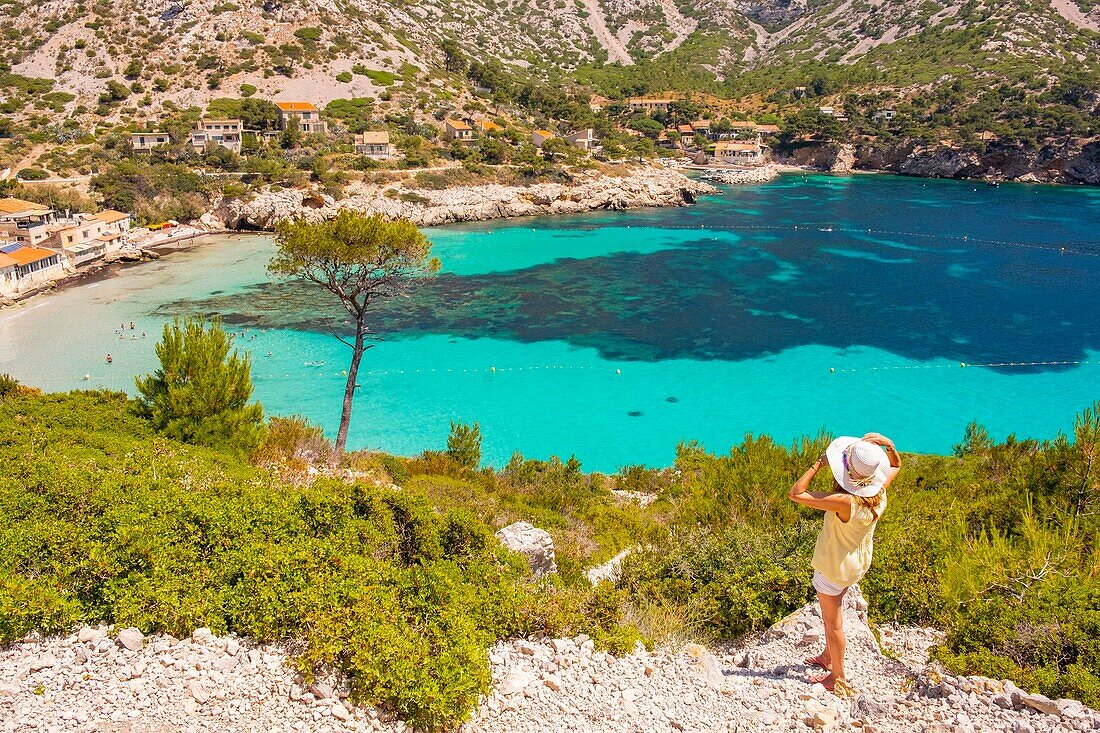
[0,198,50,215]
[628,96,673,103]
[92,210,130,224]
[728,121,756,128]
[355,131,390,144]
[534,129,553,137]
[0,253,16,269]
[477,120,503,132]
[275,101,319,112]
[691,119,711,128]
[445,118,472,130]
[677,124,694,134]
[715,141,761,151]
[7,246,60,266]
[756,124,780,133]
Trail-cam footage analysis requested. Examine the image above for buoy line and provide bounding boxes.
[830,359,1099,374]
[633,223,1100,257]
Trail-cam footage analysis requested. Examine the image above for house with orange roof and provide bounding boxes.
[0,243,66,295]
[444,118,474,143]
[531,129,555,149]
[91,210,132,243]
[275,102,327,135]
[0,251,17,296]
[475,119,504,135]
[755,124,781,135]
[0,198,58,247]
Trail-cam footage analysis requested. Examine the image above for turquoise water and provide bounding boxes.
[2,173,1099,471]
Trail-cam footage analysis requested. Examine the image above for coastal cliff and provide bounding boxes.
[779,137,1100,184]
[200,166,715,231]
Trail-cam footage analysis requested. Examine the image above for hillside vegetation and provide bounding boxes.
[4,378,1100,729]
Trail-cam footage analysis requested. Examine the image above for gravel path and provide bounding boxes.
[2,587,1095,732]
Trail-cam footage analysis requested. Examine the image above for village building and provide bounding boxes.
[47,216,110,267]
[91,210,132,244]
[0,198,59,247]
[755,124,781,136]
[131,131,172,153]
[713,140,767,167]
[443,118,475,144]
[0,243,66,296]
[589,95,612,112]
[353,131,394,158]
[531,129,555,149]
[565,128,599,151]
[691,119,712,138]
[627,96,673,113]
[191,119,243,153]
[275,102,327,135]
[0,251,17,297]
[873,109,897,121]
[475,119,504,135]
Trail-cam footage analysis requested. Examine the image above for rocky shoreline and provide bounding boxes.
[199,165,716,231]
[779,137,1100,184]
[4,586,1094,733]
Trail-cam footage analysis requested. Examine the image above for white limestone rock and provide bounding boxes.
[495,521,557,576]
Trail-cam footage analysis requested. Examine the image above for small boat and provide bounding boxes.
[984,180,1000,188]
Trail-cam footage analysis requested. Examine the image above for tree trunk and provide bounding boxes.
[336,322,366,454]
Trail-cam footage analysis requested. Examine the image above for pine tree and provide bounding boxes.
[271,211,439,454]
[446,421,482,470]
[135,316,264,452]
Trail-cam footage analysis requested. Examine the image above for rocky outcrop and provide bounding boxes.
[495,521,557,576]
[779,137,1100,184]
[200,166,715,231]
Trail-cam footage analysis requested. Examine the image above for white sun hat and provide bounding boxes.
[825,436,889,497]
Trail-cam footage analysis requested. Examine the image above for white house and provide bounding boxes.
[191,119,243,153]
[353,131,394,158]
[713,140,766,167]
[0,243,66,295]
[131,131,172,152]
[565,128,600,151]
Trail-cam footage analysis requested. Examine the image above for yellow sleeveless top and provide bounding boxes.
[811,494,886,587]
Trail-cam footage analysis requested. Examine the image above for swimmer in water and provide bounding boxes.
[106,354,113,364]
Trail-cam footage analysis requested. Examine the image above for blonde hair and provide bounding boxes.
[833,480,885,518]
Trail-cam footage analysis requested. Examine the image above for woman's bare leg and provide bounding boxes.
[813,588,847,687]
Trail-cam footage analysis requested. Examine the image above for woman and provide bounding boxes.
[788,432,901,694]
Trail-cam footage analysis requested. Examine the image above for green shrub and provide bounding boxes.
[446,421,482,470]
[0,391,534,730]
[294,27,322,43]
[336,71,352,83]
[135,316,265,453]
[16,167,48,181]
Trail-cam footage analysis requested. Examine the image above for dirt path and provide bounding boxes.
[1050,0,1100,32]
[580,0,634,65]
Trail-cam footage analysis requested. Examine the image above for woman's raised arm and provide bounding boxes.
[788,454,853,519]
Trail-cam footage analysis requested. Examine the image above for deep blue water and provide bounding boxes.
[2,173,1099,470]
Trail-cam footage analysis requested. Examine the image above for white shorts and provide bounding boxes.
[812,571,848,597]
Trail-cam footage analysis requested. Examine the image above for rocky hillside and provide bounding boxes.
[2,0,1097,120]
[5,586,1093,732]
